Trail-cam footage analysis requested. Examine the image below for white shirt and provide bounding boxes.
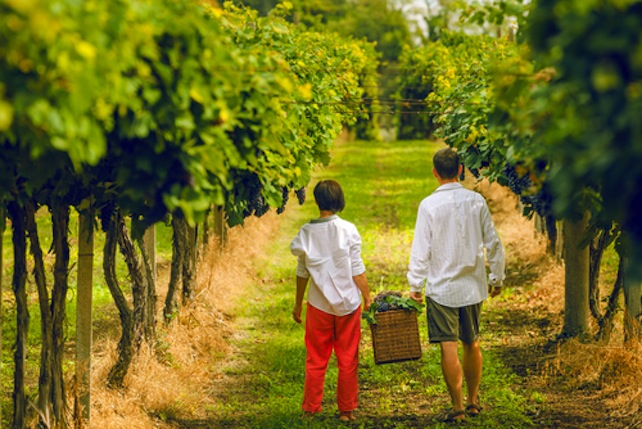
[407,182,505,307]
[290,215,366,316]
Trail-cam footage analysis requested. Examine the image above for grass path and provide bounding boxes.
[199,139,535,428]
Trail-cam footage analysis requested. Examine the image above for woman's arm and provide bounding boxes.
[293,276,309,324]
[353,273,372,311]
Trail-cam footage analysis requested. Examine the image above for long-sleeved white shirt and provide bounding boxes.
[290,215,366,316]
[407,182,505,307]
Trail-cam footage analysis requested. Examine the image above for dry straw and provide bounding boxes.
[90,213,282,428]
[479,180,641,423]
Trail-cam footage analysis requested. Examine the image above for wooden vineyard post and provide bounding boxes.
[143,225,157,283]
[213,206,227,250]
[76,206,94,423]
[623,278,642,343]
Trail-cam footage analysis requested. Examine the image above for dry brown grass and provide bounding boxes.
[90,213,283,428]
[546,339,642,420]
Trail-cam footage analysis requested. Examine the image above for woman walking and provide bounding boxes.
[290,179,372,422]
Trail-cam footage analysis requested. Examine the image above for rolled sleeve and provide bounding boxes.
[290,234,310,278]
[295,255,310,278]
[407,205,430,293]
[349,228,366,276]
[481,203,505,282]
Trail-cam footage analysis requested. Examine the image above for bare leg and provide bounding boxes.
[440,341,464,413]
[462,341,482,409]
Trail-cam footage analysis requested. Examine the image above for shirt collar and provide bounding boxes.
[434,182,464,193]
[310,214,339,224]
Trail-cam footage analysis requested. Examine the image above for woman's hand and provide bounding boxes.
[363,296,372,312]
[292,304,303,324]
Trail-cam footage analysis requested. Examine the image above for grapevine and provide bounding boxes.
[0,0,380,420]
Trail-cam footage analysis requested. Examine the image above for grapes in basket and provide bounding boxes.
[363,290,423,325]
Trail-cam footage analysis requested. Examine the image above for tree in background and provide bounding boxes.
[230,0,413,140]
[232,0,411,62]
[395,0,642,342]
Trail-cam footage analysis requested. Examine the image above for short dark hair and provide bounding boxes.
[313,180,345,213]
[433,148,460,180]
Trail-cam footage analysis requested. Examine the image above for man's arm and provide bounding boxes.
[481,202,505,297]
[353,273,372,311]
[293,276,309,324]
[408,204,429,301]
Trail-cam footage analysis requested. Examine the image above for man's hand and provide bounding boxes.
[292,304,303,324]
[489,285,502,298]
[410,291,424,304]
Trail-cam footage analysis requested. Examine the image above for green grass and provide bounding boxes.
[205,139,536,428]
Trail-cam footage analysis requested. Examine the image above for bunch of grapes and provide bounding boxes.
[99,202,115,232]
[520,183,553,218]
[502,163,532,196]
[460,167,481,180]
[276,186,289,214]
[295,187,306,205]
[503,163,553,218]
[245,186,270,218]
[374,290,402,313]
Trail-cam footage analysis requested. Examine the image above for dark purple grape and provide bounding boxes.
[276,187,289,214]
[378,302,392,312]
[295,187,306,205]
[254,194,269,217]
[503,163,531,196]
[374,290,401,302]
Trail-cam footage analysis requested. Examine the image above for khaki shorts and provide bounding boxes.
[425,297,482,343]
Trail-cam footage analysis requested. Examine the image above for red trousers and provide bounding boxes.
[303,303,361,413]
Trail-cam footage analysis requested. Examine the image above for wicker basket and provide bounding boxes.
[369,309,422,364]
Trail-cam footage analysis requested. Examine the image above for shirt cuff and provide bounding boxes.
[488,273,502,287]
[410,284,424,294]
[296,268,310,278]
[351,267,366,277]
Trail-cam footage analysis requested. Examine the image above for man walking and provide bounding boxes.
[407,148,505,422]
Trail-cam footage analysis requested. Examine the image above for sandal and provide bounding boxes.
[465,403,483,417]
[301,411,316,420]
[339,411,356,422]
[441,408,466,423]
